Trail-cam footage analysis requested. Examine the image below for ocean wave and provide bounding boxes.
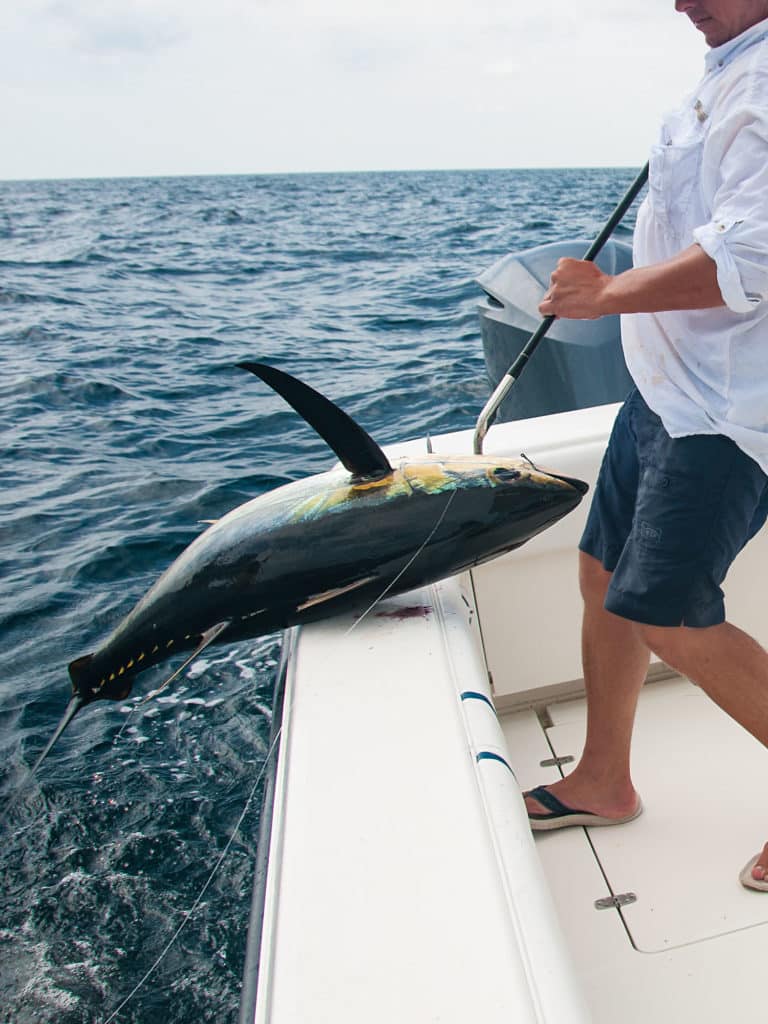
[199,207,245,225]
[0,239,100,266]
[0,166,642,1024]
[0,288,83,307]
[2,372,137,409]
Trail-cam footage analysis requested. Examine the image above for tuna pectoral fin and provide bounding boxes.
[297,575,378,612]
[238,362,393,481]
[31,695,85,774]
[139,620,231,705]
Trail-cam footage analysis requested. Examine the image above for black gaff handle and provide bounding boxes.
[473,162,649,454]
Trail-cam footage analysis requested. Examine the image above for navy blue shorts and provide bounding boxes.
[580,389,768,627]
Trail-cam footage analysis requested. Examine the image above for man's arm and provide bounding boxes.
[538,243,726,320]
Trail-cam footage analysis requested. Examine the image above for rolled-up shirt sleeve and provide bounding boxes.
[694,102,768,313]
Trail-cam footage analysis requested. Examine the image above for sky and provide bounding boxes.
[1,0,708,181]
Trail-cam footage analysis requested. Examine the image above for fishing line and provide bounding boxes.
[113,621,232,748]
[113,705,138,744]
[101,713,282,1024]
[343,488,457,636]
[108,489,456,1015]
[106,489,458,1015]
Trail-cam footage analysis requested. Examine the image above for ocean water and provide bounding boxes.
[0,167,638,1022]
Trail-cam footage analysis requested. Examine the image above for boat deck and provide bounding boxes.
[501,676,768,1022]
[246,405,768,1024]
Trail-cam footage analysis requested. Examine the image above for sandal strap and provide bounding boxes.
[525,785,587,818]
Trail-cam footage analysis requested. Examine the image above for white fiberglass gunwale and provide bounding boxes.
[242,401,768,1024]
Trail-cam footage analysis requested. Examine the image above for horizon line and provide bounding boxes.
[0,163,645,185]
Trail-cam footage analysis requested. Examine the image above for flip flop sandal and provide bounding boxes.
[525,785,643,832]
[739,854,768,892]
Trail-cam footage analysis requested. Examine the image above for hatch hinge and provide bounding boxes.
[539,755,575,768]
[594,892,637,911]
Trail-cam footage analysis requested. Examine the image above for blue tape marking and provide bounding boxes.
[476,750,515,775]
[460,690,495,710]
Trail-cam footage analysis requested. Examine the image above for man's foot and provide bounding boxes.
[740,842,768,892]
[524,775,640,820]
[524,778,642,832]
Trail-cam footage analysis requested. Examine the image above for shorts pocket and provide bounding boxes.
[633,463,719,564]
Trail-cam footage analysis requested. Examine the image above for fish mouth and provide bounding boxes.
[518,454,588,496]
[548,472,589,496]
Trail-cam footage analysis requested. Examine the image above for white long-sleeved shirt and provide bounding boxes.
[623,17,768,473]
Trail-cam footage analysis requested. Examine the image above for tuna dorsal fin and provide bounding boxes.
[238,362,393,481]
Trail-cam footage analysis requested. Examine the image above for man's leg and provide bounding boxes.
[639,620,768,882]
[524,551,647,820]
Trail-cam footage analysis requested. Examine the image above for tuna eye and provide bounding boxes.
[493,467,521,482]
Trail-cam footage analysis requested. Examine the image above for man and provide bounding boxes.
[524,0,768,891]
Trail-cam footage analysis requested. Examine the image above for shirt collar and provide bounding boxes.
[705,16,768,71]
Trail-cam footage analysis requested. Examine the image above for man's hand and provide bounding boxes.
[538,244,725,321]
[539,258,610,320]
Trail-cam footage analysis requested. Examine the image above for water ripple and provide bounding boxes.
[0,166,641,1023]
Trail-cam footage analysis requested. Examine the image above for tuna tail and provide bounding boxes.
[30,695,85,774]
[67,650,132,705]
[68,652,98,698]
[1,694,85,827]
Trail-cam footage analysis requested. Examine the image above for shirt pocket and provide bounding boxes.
[648,138,704,235]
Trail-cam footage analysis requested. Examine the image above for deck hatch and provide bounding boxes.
[539,678,768,952]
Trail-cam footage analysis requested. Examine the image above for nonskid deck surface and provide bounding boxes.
[501,676,768,1023]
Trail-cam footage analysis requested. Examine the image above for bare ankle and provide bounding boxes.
[549,770,639,817]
